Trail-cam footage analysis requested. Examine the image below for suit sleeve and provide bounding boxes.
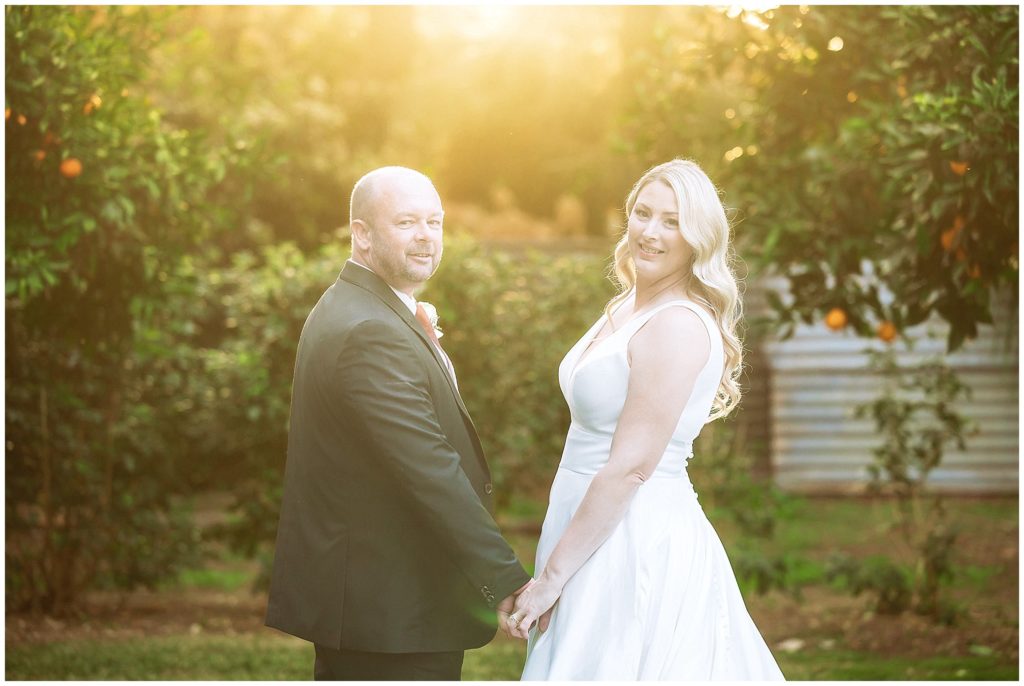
[333,318,531,605]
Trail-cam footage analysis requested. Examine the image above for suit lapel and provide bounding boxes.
[338,262,478,430]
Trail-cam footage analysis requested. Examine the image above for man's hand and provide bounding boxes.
[507,577,561,640]
[496,579,534,638]
[496,594,515,638]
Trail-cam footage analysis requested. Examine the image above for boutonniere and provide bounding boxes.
[418,301,443,339]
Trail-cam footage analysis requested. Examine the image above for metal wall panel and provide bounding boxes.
[757,281,1018,494]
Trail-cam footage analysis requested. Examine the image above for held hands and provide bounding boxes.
[497,579,535,639]
[506,576,561,640]
[496,593,517,639]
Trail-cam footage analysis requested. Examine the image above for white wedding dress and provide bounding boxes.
[521,298,785,681]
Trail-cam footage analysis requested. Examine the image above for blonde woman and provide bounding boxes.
[508,160,784,680]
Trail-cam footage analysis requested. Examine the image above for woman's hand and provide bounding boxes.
[507,576,562,639]
[497,579,534,638]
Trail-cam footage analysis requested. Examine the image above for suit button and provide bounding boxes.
[484,483,493,495]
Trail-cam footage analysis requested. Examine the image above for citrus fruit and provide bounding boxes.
[949,160,968,176]
[59,157,83,178]
[825,307,848,330]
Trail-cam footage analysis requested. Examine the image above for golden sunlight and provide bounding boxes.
[723,4,780,16]
[431,4,518,40]
[720,4,778,30]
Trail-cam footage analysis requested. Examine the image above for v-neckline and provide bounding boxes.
[572,316,623,378]
[570,296,632,378]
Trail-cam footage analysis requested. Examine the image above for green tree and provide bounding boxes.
[151,6,418,250]
[619,5,1018,350]
[151,6,632,245]
[5,6,250,612]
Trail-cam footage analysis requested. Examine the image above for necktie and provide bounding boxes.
[415,303,457,386]
[415,303,442,348]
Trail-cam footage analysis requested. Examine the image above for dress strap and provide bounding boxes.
[623,300,719,352]
[622,300,703,329]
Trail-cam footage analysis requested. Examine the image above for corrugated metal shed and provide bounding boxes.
[756,283,1018,494]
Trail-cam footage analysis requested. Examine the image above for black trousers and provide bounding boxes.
[313,644,465,681]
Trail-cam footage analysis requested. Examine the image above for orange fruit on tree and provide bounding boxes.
[59,157,83,179]
[941,215,965,252]
[824,307,848,330]
[967,263,981,279]
[4,108,10,121]
[940,228,958,252]
[32,149,46,162]
[83,95,101,115]
[16,113,26,126]
[877,320,897,343]
[949,160,969,176]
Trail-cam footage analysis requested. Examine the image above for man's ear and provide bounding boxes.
[350,219,372,252]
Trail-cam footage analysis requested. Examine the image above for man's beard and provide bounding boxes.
[381,249,439,288]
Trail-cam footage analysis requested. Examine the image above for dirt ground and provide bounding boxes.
[6,588,270,645]
[7,498,1018,665]
[7,569,1017,664]
[751,585,1018,661]
[747,497,1019,662]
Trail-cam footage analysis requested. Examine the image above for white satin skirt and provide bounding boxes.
[521,466,785,681]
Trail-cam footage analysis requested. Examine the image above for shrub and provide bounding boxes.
[851,349,973,621]
[145,234,613,582]
[5,6,247,612]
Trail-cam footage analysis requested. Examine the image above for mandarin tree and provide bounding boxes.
[5,6,251,611]
[619,5,1017,350]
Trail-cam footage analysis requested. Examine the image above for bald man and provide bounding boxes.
[265,167,531,680]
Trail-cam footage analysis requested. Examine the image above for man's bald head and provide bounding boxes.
[349,166,438,228]
[347,166,445,296]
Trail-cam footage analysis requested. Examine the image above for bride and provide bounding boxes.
[505,159,785,680]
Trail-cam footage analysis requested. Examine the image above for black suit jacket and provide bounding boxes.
[265,262,531,653]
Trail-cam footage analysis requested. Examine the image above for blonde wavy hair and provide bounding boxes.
[606,159,743,420]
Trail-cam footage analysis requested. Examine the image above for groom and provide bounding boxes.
[265,166,532,680]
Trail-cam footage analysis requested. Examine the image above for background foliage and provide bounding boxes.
[618,5,1018,349]
[5,6,249,612]
[5,5,1017,611]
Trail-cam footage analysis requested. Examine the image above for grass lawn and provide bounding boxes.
[6,635,313,680]
[708,496,1019,598]
[6,496,1017,680]
[6,634,1018,680]
[777,650,1019,681]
